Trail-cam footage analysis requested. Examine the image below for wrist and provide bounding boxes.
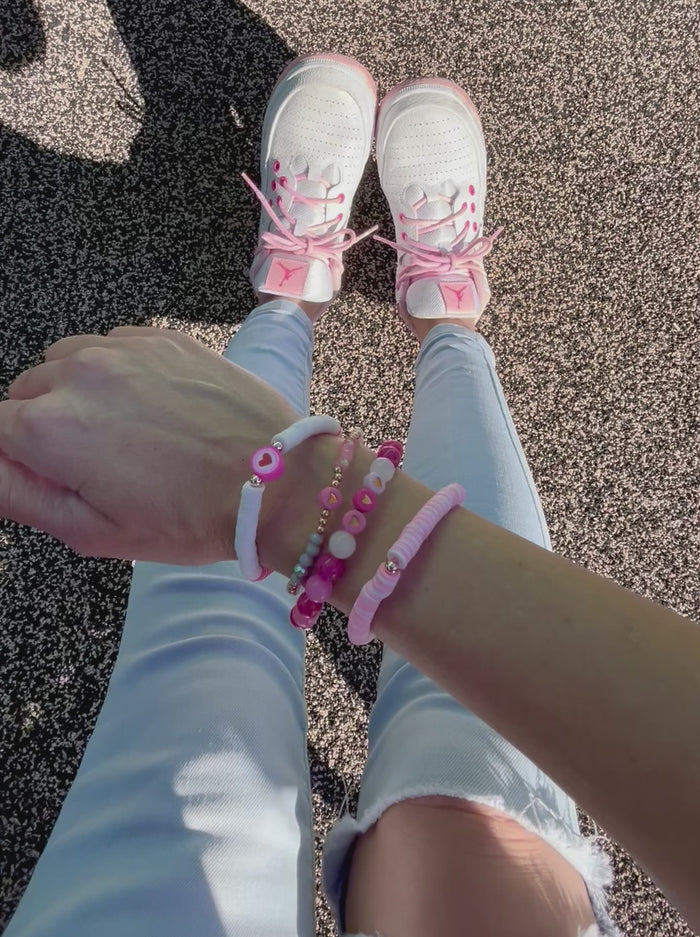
[256,431,436,624]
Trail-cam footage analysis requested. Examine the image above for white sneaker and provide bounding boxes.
[244,54,377,305]
[374,78,503,334]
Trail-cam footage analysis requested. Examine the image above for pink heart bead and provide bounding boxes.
[342,510,366,535]
[251,446,285,480]
[353,488,376,513]
[304,574,333,604]
[316,553,346,582]
[319,486,342,510]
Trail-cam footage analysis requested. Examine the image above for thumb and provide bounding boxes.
[0,453,110,556]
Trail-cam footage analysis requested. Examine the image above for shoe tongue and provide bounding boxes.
[405,182,460,251]
[284,158,339,236]
[405,278,479,318]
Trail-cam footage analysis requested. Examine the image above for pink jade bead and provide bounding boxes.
[290,604,319,630]
[297,592,323,616]
[316,553,346,582]
[304,574,333,604]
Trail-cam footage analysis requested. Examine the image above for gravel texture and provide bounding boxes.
[1,0,699,935]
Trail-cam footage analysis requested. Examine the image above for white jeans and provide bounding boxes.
[5,301,620,937]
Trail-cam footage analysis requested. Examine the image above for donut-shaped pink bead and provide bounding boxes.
[376,441,403,467]
[319,486,343,510]
[342,510,366,535]
[251,446,284,480]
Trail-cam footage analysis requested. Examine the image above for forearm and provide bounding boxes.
[259,436,700,925]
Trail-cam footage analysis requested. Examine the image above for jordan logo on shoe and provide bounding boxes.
[263,257,311,296]
[443,284,469,307]
[439,281,473,311]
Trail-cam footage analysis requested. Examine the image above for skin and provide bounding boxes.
[3,296,698,932]
[261,292,597,937]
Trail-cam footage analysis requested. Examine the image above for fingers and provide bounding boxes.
[0,451,106,556]
[7,360,64,400]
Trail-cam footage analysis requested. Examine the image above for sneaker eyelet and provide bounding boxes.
[401,232,408,241]
[472,221,478,232]
[277,196,283,206]
[470,202,476,213]
[337,193,345,204]
[273,160,281,173]
[271,180,277,191]
[468,184,475,196]
[398,212,406,223]
[279,176,287,186]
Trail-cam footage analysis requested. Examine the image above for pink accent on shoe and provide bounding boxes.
[439,280,477,313]
[374,222,503,311]
[242,172,377,288]
[263,257,311,297]
[469,184,476,195]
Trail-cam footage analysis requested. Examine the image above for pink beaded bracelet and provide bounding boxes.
[235,415,341,581]
[286,427,362,596]
[289,440,404,631]
[347,483,466,645]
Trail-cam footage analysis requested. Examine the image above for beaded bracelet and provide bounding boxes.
[347,483,465,645]
[287,427,362,596]
[289,440,404,631]
[235,415,341,581]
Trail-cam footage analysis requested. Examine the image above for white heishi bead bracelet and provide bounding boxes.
[234,415,341,581]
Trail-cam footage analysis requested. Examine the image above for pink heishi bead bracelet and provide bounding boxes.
[289,440,404,631]
[346,483,465,645]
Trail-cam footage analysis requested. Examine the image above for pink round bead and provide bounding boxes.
[315,553,346,582]
[251,446,284,480]
[342,510,366,535]
[353,488,376,513]
[297,592,324,616]
[290,604,319,631]
[319,486,343,510]
[376,441,403,467]
[304,574,333,604]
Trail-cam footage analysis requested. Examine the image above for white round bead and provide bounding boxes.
[329,530,356,559]
[370,457,395,482]
[363,472,386,495]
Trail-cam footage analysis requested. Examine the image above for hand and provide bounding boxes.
[0,327,302,565]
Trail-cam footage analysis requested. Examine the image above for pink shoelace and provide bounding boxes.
[374,195,504,292]
[242,171,377,266]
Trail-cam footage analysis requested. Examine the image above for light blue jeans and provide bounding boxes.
[5,301,620,937]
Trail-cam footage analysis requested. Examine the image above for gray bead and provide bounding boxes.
[293,564,305,576]
[310,532,323,545]
[306,541,321,558]
[299,553,313,568]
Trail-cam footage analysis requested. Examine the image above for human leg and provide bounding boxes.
[321,78,620,937]
[5,52,376,937]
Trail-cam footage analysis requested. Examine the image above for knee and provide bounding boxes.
[343,796,597,937]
